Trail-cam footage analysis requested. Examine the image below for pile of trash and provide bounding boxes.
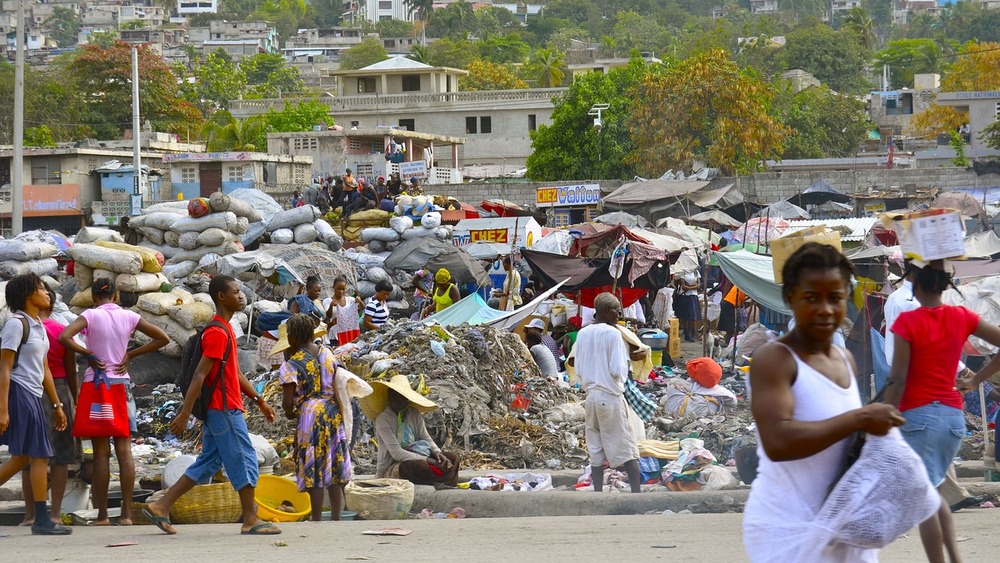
[0,230,63,279]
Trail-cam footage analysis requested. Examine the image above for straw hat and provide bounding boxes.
[271,321,328,356]
[359,374,437,420]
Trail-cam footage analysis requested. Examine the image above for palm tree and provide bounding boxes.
[530,48,566,88]
[201,111,268,152]
[404,0,434,46]
[408,44,431,64]
[599,35,617,58]
[842,6,876,50]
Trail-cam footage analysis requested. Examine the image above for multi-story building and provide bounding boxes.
[283,27,365,61]
[190,20,279,55]
[230,56,564,168]
[177,0,218,16]
[118,4,167,28]
[353,0,413,24]
[831,0,862,13]
[749,0,779,13]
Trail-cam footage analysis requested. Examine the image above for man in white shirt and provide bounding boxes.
[884,265,983,512]
[568,292,642,493]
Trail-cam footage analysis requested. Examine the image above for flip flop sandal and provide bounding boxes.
[241,522,282,535]
[31,524,72,535]
[142,508,176,535]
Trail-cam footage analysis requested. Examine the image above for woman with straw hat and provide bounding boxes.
[360,374,460,487]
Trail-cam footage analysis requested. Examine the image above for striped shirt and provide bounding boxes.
[364,297,390,328]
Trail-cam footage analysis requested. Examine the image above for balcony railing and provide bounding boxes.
[229,88,568,115]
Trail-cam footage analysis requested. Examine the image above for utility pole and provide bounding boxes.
[131,46,142,213]
[12,0,25,235]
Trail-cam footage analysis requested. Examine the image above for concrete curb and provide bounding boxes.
[410,487,750,517]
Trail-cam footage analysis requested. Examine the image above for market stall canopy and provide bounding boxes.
[686,183,741,209]
[530,230,575,255]
[594,211,650,228]
[810,200,855,216]
[630,228,690,254]
[384,237,491,287]
[932,192,987,221]
[253,244,356,301]
[792,178,850,207]
[424,279,568,329]
[714,249,790,315]
[603,179,712,206]
[521,248,669,308]
[755,200,811,220]
[463,241,511,261]
[687,209,742,228]
[734,217,790,244]
[573,223,650,258]
[964,230,1000,259]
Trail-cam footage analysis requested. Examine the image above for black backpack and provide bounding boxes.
[3,314,30,370]
[176,319,231,421]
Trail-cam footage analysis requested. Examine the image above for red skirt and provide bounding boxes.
[336,329,361,347]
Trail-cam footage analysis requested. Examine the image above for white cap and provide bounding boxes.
[526,318,546,330]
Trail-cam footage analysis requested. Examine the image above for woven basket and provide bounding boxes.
[171,483,242,524]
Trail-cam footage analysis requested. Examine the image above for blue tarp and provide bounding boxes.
[422,293,506,326]
[714,250,791,315]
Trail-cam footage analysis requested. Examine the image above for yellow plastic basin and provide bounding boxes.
[255,475,311,522]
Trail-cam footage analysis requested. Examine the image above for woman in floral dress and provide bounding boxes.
[279,314,352,521]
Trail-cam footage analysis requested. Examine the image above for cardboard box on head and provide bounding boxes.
[770,226,843,283]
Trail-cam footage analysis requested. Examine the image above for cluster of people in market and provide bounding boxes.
[2,176,1000,562]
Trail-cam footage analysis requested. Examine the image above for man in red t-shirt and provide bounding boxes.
[144,276,281,536]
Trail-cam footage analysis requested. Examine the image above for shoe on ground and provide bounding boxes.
[950,495,987,512]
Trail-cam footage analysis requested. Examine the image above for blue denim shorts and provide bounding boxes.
[901,402,965,487]
[184,409,258,491]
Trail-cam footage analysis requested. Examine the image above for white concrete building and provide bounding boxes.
[177,0,218,16]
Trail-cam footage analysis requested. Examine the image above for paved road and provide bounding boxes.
[1,511,998,562]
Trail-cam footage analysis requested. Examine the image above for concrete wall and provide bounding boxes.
[733,167,1000,203]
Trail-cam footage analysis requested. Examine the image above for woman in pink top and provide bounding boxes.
[59,279,169,526]
[20,288,78,525]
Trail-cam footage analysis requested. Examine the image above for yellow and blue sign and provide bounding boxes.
[536,184,601,207]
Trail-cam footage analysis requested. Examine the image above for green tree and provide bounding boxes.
[252,0,312,46]
[180,50,247,113]
[949,130,969,167]
[773,84,869,159]
[405,0,435,44]
[426,38,478,68]
[981,119,1000,150]
[87,30,118,49]
[611,11,668,54]
[242,53,304,97]
[69,40,202,139]
[627,49,788,175]
[338,38,388,70]
[527,48,567,88]
[527,59,647,180]
[202,110,269,151]
[220,0,266,19]
[426,1,475,40]
[120,20,148,30]
[460,60,527,91]
[408,44,431,64]
[781,24,871,93]
[547,27,592,52]
[874,39,942,90]
[265,100,332,132]
[478,33,530,64]
[24,125,56,147]
[910,41,1000,138]
[841,6,877,49]
[43,7,80,48]
[375,19,416,38]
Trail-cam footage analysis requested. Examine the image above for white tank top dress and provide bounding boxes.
[743,343,878,563]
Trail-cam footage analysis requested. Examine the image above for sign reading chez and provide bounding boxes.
[536,184,602,207]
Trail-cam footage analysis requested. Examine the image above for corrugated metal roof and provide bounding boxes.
[782,217,879,241]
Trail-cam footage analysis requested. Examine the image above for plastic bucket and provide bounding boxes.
[61,478,91,512]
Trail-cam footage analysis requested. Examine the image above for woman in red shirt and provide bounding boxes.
[886,260,1000,563]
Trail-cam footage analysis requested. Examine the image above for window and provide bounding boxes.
[180,167,197,183]
[480,116,492,134]
[292,137,318,150]
[350,120,360,127]
[398,119,414,131]
[370,140,382,153]
[294,166,306,184]
[401,74,420,92]
[355,163,374,177]
[378,0,392,8]
[465,116,477,134]
[226,164,247,182]
[528,114,537,131]
[357,77,376,93]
